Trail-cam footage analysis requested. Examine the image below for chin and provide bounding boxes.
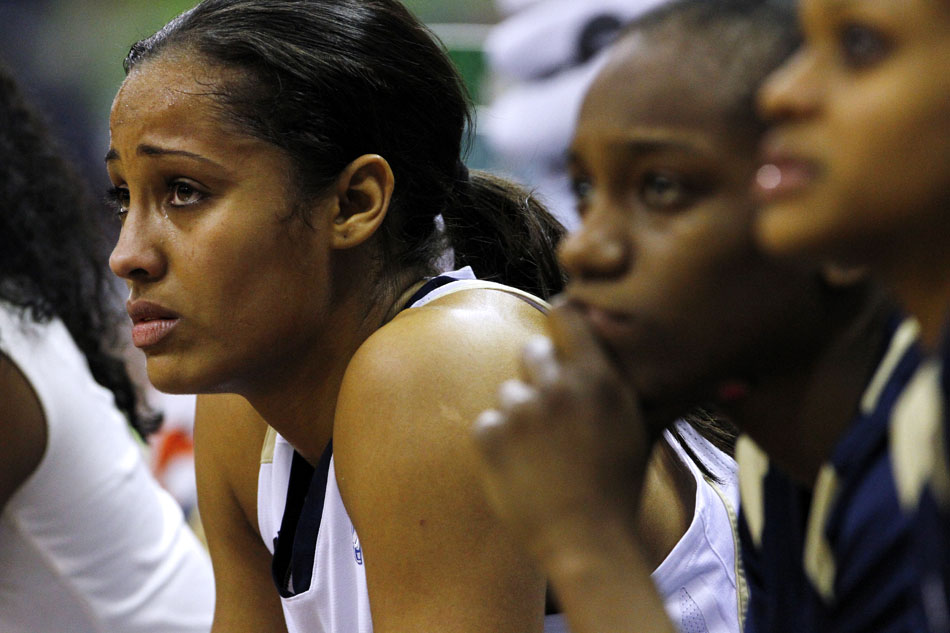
[146,374,199,395]
[754,201,844,265]
[627,364,687,407]
[145,358,213,395]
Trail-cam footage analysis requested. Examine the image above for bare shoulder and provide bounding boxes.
[348,287,547,397]
[333,287,548,631]
[0,351,47,511]
[335,288,548,459]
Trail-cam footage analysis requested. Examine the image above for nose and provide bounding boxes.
[109,211,166,283]
[558,206,630,281]
[758,47,821,123]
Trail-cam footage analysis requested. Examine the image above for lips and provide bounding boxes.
[127,300,180,349]
[564,297,640,344]
[754,138,821,204]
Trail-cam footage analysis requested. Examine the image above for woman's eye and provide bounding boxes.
[570,176,594,215]
[641,172,689,209]
[106,186,130,217]
[839,22,891,69]
[571,177,593,203]
[169,181,204,207]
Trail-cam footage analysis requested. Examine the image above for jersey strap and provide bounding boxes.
[405,276,550,313]
[271,441,334,597]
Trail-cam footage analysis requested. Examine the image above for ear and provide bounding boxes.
[329,154,394,250]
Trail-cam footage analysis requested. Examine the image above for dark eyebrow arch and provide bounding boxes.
[569,138,707,167]
[620,139,699,156]
[104,144,223,169]
[826,0,859,9]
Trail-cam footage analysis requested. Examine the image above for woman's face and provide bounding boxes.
[560,36,821,407]
[108,55,336,395]
[755,0,950,269]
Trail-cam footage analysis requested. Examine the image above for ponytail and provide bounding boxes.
[442,170,567,300]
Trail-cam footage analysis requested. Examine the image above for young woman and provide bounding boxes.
[0,63,214,632]
[755,1,950,628]
[473,1,930,631]
[105,1,568,632]
[755,0,950,352]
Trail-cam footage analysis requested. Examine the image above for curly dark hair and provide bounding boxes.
[0,62,158,437]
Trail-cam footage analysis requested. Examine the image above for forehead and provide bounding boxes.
[803,0,926,18]
[574,33,754,157]
[110,52,234,129]
[110,54,257,150]
[802,0,950,34]
[581,34,721,125]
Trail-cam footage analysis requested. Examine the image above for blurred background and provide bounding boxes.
[0,0,498,191]
[0,0,496,192]
[0,0,661,227]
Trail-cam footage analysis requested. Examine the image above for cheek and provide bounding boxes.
[823,89,950,244]
[638,230,740,325]
[179,218,305,324]
[183,231,259,298]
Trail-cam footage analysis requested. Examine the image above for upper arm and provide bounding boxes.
[194,393,287,633]
[0,352,47,511]
[334,295,548,633]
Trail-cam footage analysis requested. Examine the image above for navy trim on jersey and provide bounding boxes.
[923,320,950,633]
[403,274,459,310]
[272,440,334,598]
[268,273,461,599]
[740,467,815,633]
[741,313,930,632]
[941,321,950,404]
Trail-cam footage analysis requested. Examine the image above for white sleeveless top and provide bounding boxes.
[655,420,745,633]
[0,302,215,633]
[257,270,743,633]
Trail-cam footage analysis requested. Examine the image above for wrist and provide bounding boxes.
[536,516,675,633]
[533,512,643,582]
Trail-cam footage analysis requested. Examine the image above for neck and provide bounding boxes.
[239,263,429,464]
[726,286,894,487]
[886,254,950,352]
[865,214,950,351]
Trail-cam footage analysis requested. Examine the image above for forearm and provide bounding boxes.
[539,516,676,633]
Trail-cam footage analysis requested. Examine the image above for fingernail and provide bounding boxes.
[474,408,504,431]
[523,336,555,362]
[498,379,535,409]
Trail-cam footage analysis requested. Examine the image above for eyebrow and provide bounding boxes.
[104,144,223,168]
[814,0,886,17]
[569,132,712,163]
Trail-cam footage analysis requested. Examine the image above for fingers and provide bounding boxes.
[521,336,559,386]
[547,300,607,364]
[473,379,541,453]
[472,407,507,464]
[520,302,607,388]
[498,378,537,410]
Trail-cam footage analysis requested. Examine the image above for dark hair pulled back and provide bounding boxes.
[125,0,566,299]
[0,63,158,437]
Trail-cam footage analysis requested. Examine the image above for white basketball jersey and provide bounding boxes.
[0,301,214,633]
[257,269,565,633]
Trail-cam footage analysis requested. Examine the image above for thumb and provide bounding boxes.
[547,299,609,364]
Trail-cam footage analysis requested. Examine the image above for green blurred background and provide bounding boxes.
[0,0,499,188]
